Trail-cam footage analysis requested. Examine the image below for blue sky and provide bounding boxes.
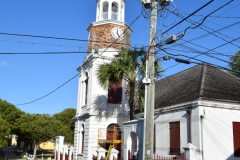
[0,0,239,114]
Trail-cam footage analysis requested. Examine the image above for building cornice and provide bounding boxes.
[155,99,240,114]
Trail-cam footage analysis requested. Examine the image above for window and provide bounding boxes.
[111,2,118,20]
[81,125,85,153]
[85,73,89,105]
[233,122,240,157]
[102,1,108,20]
[169,121,180,155]
[108,80,122,104]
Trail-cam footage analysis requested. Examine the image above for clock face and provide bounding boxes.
[111,27,123,39]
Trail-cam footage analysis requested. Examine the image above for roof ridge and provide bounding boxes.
[197,63,207,97]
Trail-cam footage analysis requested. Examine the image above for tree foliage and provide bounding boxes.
[97,48,162,120]
[0,99,23,146]
[52,108,76,144]
[228,51,240,78]
[0,118,11,146]
[16,113,70,159]
[0,98,76,158]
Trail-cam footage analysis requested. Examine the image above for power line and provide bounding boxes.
[182,0,234,35]
[13,11,143,106]
[161,48,232,57]
[185,14,240,19]
[170,11,240,48]
[0,32,135,48]
[161,0,214,35]
[164,20,240,50]
[158,48,240,74]
[15,73,79,106]
[0,51,120,55]
[0,39,83,48]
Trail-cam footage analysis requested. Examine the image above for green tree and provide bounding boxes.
[52,108,76,144]
[17,113,69,159]
[228,51,240,78]
[97,48,161,120]
[0,118,11,146]
[0,99,23,146]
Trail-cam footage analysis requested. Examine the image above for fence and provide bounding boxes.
[153,154,187,160]
[55,151,73,160]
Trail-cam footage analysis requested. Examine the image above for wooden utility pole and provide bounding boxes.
[144,0,158,159]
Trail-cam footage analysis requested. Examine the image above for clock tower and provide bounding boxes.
[87,0,132,53]
[73,0,132,160]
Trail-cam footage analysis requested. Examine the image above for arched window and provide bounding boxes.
[112,2,118,20]
[81,125,85,153]
[102,1,109,20]
[85,72,89,105]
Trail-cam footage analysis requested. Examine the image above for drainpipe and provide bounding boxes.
[200,115,204,160]
[186,109,192,143]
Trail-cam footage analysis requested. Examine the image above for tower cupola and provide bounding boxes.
[96,0,125,22]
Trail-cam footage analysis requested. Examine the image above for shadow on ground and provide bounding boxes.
[1,147,54,160]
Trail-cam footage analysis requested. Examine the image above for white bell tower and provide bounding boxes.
[73,1,132,160]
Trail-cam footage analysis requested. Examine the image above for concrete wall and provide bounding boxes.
[199,100,240,160]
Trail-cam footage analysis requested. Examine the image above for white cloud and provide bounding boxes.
[0,60,10,66]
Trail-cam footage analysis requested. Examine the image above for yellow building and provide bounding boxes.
[11,135,55,150]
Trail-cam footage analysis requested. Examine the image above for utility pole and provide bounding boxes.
[144,0,158,159]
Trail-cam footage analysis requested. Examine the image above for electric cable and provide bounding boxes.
[13,11,144,106]
[161,0,214,35]
[0,51,121,55]
[168,41,232,64]
[160,48,232,57]
[182,0,233,35]
[182,14,240,19]
[0,39,83,48]
[169,11,240,49]
[15,73,79,106]
[158,48,240,74]
[0,32,136,49]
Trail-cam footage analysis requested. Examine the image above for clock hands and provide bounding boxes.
[117,29,120,38]
[111,27,122,39]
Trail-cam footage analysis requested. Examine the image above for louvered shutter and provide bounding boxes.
[233,122,240,157]
[108,80,122,104]
[169,121,180,155]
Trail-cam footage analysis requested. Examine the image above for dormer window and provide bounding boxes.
[112,2,118,20]
[102,2,109,20]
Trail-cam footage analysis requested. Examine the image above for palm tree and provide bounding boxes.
[97,48,161,120]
